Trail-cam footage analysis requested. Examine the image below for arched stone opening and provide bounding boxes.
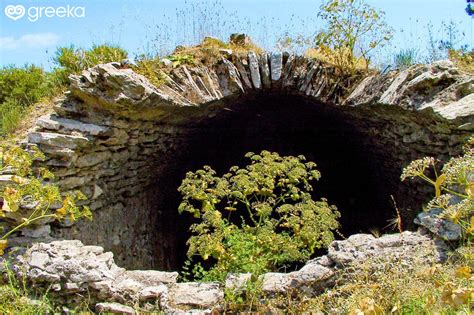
[24,58,470,271]
[129,92,457,271]
[150,93,397,270]
[47,94,463,271]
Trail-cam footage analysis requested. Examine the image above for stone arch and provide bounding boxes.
[20,54,473,270]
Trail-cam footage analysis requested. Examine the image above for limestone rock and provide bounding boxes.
[21,225,51,239]
[434,93,474,119]
[76,151,111,167]
[259,53,271,88]
[167,282,223,310]
[28,132,89,149]
[270,52,283,82]
[414,208,462,241]
[378,69,411,104]
[69,63,184,120]
[37,115,109,136]
[139,285,167,301]
[248,52,261,89]
[124,270,178,285]
[217,58,245,96]
[95,302,135,314]
[289,262,334,290]
[56,176,86,190]
[328,232,447,267]
[225,273,252,290]
[261,273,291,294]
[346,61,472,119]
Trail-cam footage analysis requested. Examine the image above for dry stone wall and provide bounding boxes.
[0,47,472,314]
[3,52,473,270]
[10,231,447,314]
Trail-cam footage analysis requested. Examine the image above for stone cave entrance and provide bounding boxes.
[150,93,410,271]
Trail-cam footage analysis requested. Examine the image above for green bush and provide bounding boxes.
[0,65,49,106]
[53,44,128,82]
[132,57,167,87]
[178,151,340,281]
[0,99,25,136]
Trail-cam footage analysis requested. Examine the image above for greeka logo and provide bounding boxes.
[4,4,25,20]
[4,4,85,22]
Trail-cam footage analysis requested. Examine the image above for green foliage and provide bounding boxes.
[394,49,418,70]
[0,65,49,106]
[0,260,95,313]
[166,54,196,68]
[133,57,167,87]
[0,64,70,136]
[0,144,92,255]
[401,138,474,242]
[53,44,128,82]
[0,262,55,314]
[224,276,265,313]
[178,151,340,281]
[0,44,127,137]
[0,99,25,136]
[315,0,393,73]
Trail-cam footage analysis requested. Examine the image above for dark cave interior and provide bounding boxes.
[149,93,411,271]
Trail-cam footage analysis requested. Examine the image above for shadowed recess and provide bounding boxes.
[151,93,403,270]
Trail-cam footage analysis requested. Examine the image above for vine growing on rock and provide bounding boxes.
[0,144,92,255]
[178,151,340,281]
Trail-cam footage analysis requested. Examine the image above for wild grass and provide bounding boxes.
[394,48,419,70]
[305,47,369,74]
[170,36,263,65]
[0,99,25,136]
[240,245,473,314]
[0,261,56,314]
[302,251,473,313]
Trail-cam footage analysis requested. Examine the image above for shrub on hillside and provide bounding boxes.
[0,65,49,106]
[0,99,25,136]
[53,44,128,83]
[178,151,340,281]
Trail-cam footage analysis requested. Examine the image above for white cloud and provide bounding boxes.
[0,32,60,50]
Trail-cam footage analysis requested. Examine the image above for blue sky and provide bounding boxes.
[0,0,472,69]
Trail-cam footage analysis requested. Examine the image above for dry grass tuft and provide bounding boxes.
[296,248,473,314]
[171,36,263,66]
[0,99,57,146]
[449,49,474,75]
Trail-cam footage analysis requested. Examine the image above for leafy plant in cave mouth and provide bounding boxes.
[178,151,340,281]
